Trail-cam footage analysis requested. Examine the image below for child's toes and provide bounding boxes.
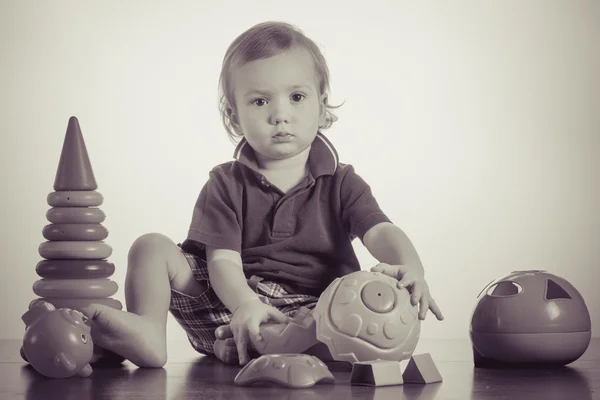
[213,338,239,365]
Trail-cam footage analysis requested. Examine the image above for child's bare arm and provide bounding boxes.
[205,247,259,310]
[205,246,289,365]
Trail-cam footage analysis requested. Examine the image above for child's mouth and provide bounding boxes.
[273,133,293,142]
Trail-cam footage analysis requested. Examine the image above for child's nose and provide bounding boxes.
[270,115,289,125]
[269,102,290,124]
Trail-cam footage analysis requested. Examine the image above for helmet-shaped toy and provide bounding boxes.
[313,270,421,363]
[22,301,94,378]
[470,270,591,367]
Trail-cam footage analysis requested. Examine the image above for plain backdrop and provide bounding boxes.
[1,1,598,346]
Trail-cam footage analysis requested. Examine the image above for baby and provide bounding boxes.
[81,20,444,368]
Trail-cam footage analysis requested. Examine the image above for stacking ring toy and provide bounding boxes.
[30,297,123,310]
[36,260,115,279]
[33,279,119,298]
[42,224,109,241]
[38,241,112,259]
[47,191,103,207]
[46,207,105,224]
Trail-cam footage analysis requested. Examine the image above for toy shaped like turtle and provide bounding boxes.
[226,270,421,363]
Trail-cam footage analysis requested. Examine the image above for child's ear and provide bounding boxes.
[227,106,239,126]
[319,94,328,126]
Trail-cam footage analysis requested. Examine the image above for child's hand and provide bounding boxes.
[229,298,289,366]
[370,263,444,321]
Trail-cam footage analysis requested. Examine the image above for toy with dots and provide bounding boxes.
[21,116,124,368]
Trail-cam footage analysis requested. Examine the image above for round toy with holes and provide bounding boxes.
[470,270,591,367]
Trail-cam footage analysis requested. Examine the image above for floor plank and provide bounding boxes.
[1,338,597,400]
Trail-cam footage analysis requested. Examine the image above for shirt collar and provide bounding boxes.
[232,131,339,177]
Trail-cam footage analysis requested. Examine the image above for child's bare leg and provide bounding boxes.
[85,233,205,368]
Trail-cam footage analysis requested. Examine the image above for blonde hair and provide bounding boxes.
[218,21,344,143]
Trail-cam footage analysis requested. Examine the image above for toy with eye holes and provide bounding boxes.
[21,301,94,378]
[470,270,592,367]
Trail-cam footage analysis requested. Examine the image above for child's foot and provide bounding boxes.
[213,325,261,365]
[80,304,167,368]
[213,338,239,365]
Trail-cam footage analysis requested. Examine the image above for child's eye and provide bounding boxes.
[291,93,305,102]
[251,98,267,107]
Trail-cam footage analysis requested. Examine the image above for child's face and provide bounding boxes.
[230,46,326,162]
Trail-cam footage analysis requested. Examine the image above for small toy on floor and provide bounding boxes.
[21,301,94,378]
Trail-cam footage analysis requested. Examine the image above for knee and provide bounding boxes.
[128,232,175,262]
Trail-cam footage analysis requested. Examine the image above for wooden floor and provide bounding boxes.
[1,338,598,400]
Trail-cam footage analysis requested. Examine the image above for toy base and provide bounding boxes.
[403,353,443,383]
[351,360,404,386]
[470,331,591,366]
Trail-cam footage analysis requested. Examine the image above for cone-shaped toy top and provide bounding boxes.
[54,116,98,191]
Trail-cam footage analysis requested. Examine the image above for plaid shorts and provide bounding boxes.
[168,250,320,355]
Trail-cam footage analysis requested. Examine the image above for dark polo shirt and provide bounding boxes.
[180,132,391,296]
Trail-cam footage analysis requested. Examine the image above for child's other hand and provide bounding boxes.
[370,263,444,321]
[229,298,289,366]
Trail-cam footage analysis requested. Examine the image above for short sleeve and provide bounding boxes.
[340,165,391,241]
[186,168,242,252]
